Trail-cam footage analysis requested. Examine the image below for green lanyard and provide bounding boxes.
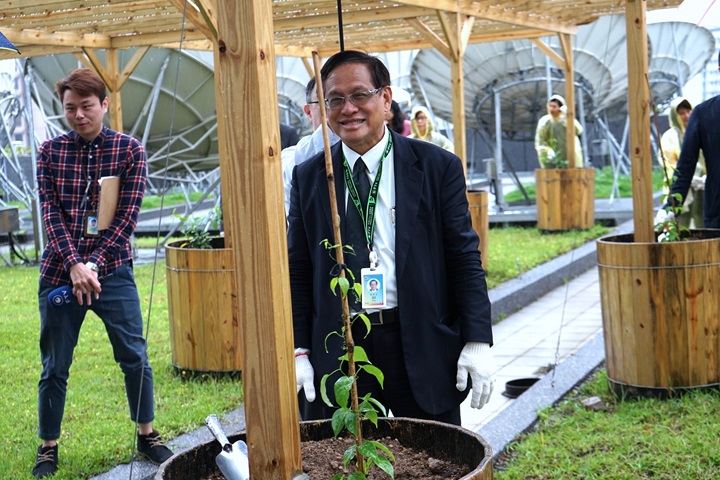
[342,134,393,250]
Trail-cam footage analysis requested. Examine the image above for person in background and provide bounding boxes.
[657,52,720,229]
[408,105,454,152]
[289,50,494,426]
[387,100,411,136]
[281,77,340,218]
[280,122,299,149]
[534,94,584,168]
[658,97,704,228]
[32,68,173,478]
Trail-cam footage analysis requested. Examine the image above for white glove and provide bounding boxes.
[456,342,495,410]
[691,175,706,191]
[654,208,674,226]
[295,348,315,402]
[546,150,556,160]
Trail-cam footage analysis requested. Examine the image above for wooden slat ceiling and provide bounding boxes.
[0,0,683,60]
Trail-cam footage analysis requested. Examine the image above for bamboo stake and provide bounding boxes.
[311,51,365,462]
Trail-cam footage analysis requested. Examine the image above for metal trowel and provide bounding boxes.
[205,414,250,480]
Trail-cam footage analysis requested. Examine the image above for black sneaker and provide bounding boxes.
[137,430,174,465]
[32,444,58,478]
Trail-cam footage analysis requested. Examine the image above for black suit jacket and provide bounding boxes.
[287,130,492,414]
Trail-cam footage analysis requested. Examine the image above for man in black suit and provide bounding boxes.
[288,50,494,425]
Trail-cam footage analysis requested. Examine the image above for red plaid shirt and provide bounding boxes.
[37,126,146,285]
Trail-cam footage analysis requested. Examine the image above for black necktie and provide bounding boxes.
[345,158,370,311]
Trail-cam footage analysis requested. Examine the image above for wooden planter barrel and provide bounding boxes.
[597,230,720,397]
[535,167,595,231]
[155,417,493,479]
[467,190,490,269]
[165,237,241,374]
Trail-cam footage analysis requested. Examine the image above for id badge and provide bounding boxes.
[361,267,386,309]
[84,211,100,238]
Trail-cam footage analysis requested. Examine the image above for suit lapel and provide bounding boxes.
[393,134,423,281]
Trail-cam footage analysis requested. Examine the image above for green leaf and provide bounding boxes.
[357,441,378,458]
[348,473,367,480]
[320,373,334,408]
[338,277,350,297]
[359,364,384,387]
[356,313,371,338]
[373,454,395,478]
[363,409,379,426]
[366,396,388,417]
[331,474,345,480]
[342,443,357,468]
[331,408,346,437]
[352,346,370,364]
[344,409,359,436]
[330,277,339,296]
[334,375,354,408]
[368,440,395,461]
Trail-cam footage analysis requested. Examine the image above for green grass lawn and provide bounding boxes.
[0,223,608,478]
[495,370,720,478]
[0,264,242,479]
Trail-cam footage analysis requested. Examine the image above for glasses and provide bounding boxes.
[324,87,384,111]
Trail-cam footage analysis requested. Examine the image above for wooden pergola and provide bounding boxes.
[2,1,680,477]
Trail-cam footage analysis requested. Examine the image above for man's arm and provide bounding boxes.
[438,154,493,344]
[37,141,84,271]
[667,109,702,208]
[287,165,314,349]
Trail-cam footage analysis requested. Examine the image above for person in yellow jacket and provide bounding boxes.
[534,94,583,168]
[659,97,705,228]
[409,105,454,152]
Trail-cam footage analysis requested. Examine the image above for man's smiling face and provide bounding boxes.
[324,62,391,155]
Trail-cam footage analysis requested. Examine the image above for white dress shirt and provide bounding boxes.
[342,127,397,309]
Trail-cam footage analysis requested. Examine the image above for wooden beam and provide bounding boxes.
[166,0,217,41]
[215,1,302,479]
[117,46,150,90]
[272,6,435,32]
[398,0,578,34]
[406,17,451,59]
[106,48,124,132]
[77,49,111,87]
[437,11,459,63]
[301,57,314,78]
[1,27,112,49]
[530,38,566,70]
[625,0,655,243]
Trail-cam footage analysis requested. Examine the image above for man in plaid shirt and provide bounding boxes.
[32,68,173,478]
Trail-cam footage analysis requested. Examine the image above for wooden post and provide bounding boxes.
[214,1,302,478]
[451,57,466,170]
[559,33,576,168]
[625,0,655,243]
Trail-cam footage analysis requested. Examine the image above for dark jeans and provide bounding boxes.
[301,321,461,426]
[37,264,155,440]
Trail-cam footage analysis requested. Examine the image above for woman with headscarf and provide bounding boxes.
[534,94,583,168]
[659,97,705,228]
[409,105,454,152]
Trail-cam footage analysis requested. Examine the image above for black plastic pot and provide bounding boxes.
[503,377,540,398]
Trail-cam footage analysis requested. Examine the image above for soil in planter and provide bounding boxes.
[201,435,473,479]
